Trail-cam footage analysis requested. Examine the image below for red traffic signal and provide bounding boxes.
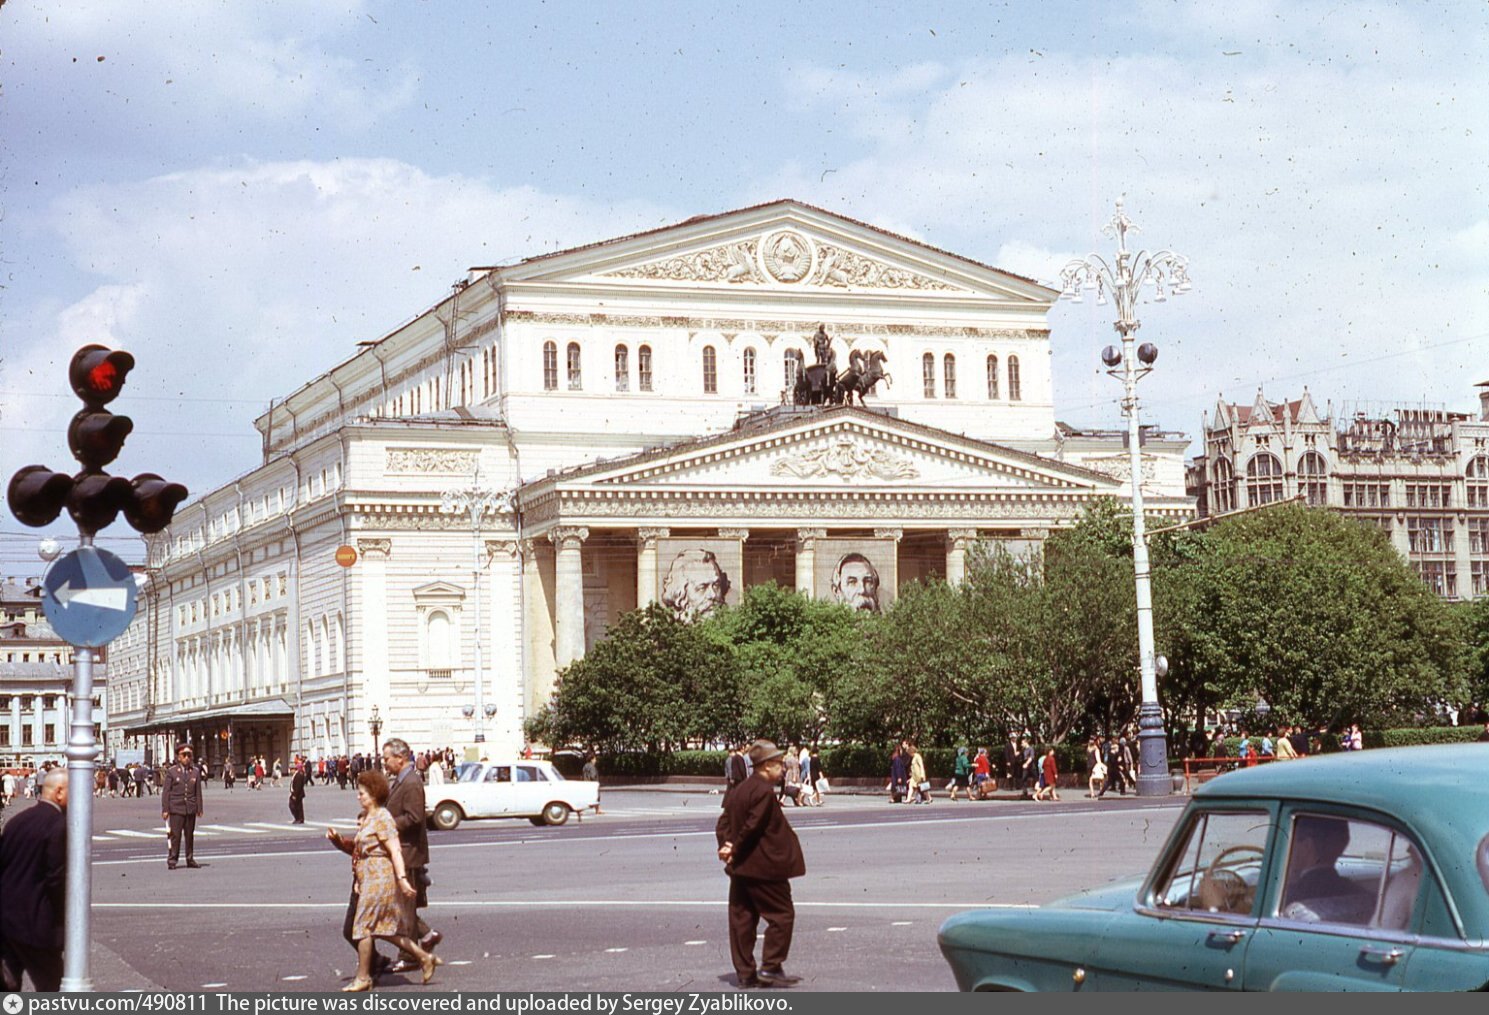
[123,473,189,534]
[68,409,134,470]
[69,345,135,407]
[66,471,133,535]
[7,466,75,527]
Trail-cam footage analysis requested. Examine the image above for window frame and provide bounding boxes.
[1139,803,1278,925]
[1007,354,1022,401]
[986,354,999,399]
[702,344,718,394]
[542,341,558,391]
[922,352,936,399]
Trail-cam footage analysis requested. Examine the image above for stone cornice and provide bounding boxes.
[504,310,1046,342]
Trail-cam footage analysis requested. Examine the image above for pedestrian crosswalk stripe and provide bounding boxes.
[245,821,306,831]
[199,824,267,834]
[105,829,165,838]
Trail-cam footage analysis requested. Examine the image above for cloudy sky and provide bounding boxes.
[2,1,1486,570]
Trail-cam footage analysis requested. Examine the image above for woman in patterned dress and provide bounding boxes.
[330,770,440,991]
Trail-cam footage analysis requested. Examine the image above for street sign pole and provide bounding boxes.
[60,538,99,992]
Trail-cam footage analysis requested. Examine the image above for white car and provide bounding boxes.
[425,760,599,830]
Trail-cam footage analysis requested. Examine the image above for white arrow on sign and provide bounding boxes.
[53,580,130,612]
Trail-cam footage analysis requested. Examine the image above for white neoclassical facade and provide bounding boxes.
[107,200,1193,766]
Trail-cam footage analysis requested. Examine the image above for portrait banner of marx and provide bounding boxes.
[655,539,743,622]
[813,539,897,614]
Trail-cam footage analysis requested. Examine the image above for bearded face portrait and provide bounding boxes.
[660,548,731,622]
[831,552,881,613]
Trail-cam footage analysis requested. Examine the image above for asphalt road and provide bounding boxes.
[16,781,1186,992]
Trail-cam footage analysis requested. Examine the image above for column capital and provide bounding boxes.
[717,528,750,542]
[356,537,391,559]
[796,527,827,545]
[636,527,671,544]
[1019,527,1051,541]
[520,538,544,558]
[947,528,980,550]
[873,527,904,543]
[485,539,519,560]
[549,526,590,549]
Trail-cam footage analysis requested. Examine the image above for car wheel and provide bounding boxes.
[528,817,546,826]
[541,802,570,826]
[430,802,463,831]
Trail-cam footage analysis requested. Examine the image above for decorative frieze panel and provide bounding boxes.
[771,439,921,481]
[601,232,961,292]
[386,448,480,475]
[506,309,1043,341]
[1082,454,1159,490]
[563,493,1083,521]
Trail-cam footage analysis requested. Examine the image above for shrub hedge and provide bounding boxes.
[587,727,1484,780]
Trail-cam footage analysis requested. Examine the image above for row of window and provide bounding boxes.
[1213,454,1489,514]
[0,695,97,711]
[540,341,1025,401]
[177,573,289,626]
[1,651,68,665]
[0,723,100,748]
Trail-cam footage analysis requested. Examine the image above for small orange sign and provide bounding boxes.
[335,545,358,568]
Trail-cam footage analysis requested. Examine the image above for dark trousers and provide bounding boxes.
[6,940,63,992]
[727,876,795,980]
[167,812,197,862]
[289,795,305,822]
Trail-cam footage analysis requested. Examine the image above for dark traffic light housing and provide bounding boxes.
[7,345,188,537]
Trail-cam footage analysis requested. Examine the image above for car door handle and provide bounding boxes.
[1359,945,1404,966]
[1208,929,1246,944]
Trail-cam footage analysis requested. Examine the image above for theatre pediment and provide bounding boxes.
[496,200,1053,303]
[534,409,1119,500]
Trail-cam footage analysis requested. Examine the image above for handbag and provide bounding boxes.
[918,780,931,792]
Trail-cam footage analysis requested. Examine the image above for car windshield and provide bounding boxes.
[456,763,482,783]
[1154,809,1270,916]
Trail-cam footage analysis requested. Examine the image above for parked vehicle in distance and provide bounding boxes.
[939,744,1489,991]
[425,759,599,830]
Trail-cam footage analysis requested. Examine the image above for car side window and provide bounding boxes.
[485,766,512,783]
[1277,813,1422,931]
[515,765,546,782]
[1154,810,1270,916]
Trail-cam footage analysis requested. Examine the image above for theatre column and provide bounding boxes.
[636,528,670,607]
[356,538,393,730]
[550,527,589,669]
[795,528,826,596]
[945,529,979,586]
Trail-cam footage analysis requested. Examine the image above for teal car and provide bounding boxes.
[939,743,1489,991]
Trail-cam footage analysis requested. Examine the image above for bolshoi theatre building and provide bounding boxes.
[108,200,1194,766]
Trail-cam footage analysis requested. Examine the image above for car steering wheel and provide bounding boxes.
[1199,844,1264,913]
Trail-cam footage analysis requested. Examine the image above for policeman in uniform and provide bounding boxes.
[161,743,205,869]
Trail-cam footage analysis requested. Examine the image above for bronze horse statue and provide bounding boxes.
[792,350,892,407]
[834,349,892,406]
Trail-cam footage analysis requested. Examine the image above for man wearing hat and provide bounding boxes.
[161,743,205,869]
[715,740,806,989]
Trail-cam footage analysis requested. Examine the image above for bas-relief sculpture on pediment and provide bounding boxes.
[1082,454,1159,490]
[770,438,921,481]
[604,229,960,292]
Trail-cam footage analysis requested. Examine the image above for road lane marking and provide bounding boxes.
[105,829,167,838]
[94,899,1035,910]
[532,955,555,960]
[281,975,307,981]
[827,927,847,932]
[201,984,227,989]
[245,822,303,831]
[199,824,268,834]
[605,948,628,953]
[685,941,706,946]
[892,921,913,926]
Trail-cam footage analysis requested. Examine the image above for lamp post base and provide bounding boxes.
[1135,701,1171,797]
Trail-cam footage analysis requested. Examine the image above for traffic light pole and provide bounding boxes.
[61,538,99,992]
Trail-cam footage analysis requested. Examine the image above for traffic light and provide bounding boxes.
[7,345,188,537]
[7,466,74,527]
[123,473,189,534]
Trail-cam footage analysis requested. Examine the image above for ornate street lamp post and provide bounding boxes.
[369,703,382,762]
[1060,197,1192,797]
[442,471,509,745]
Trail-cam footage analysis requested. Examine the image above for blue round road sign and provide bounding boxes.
[42,545,139,647]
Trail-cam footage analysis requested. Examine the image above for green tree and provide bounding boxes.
[704,582,872,745]
[525,603,744,753]
[1166,504,1464,730]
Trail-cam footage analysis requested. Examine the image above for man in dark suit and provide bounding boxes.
[288,758,309,824]
[0,767,68,991]
[161,743,205,869]
[382,737,441,973]
[716,740,806,989]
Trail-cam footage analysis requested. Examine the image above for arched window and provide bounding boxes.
[638,344,653,391]
[1212,458,1235,514]
[1299,451,1328,506]
[743,348,757,395]
[784,349,804,390]
[1246,452,1285,506]
[943,354,957,399]
[542,341,558,391]
[922,353,936,398]
[1008,355,1022,401]
[566,342,582,390]
[614,345,629,392]
[986,354,999,399]
[426,610,452,670]
[702,345,718,393]
[1468,456,1489,509]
